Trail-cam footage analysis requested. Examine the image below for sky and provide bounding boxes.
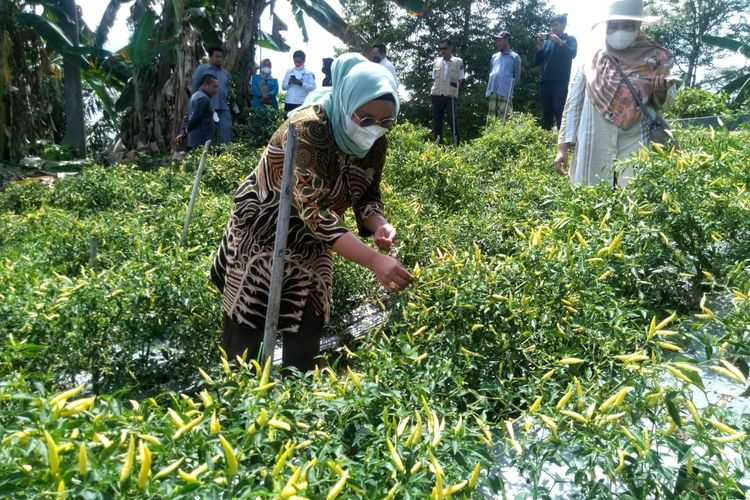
[76,0,607,88]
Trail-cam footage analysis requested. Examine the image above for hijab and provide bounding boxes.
[585,33,673,129]
[302,53,399,158]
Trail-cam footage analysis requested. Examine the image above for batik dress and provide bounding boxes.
[211,106,387,334]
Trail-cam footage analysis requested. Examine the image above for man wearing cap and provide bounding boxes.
[486,32,522,122]
[430,38,464,145]
[535,15,577,130]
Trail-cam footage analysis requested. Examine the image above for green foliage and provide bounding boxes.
[1,120,750,496]
[0,178,51,213]
[234,106,286,150]
[667,87,730,118]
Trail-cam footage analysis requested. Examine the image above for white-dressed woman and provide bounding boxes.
[211,53,410,371]
[554,0,676,187]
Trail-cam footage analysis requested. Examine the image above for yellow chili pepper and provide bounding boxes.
[556,386,573,411]
[173,416,204,440]
[386,437,405,473]
[137,442,151,490]
[120,434,135,483]
[78,442,87,477]
[153,457,184,480]
[50,384,84,407]
[326,471,349,500]
[219,434,238,478]
[44,431,59,475]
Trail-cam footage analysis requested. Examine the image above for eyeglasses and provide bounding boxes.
[353,111,397,129]
[607,21,637,32]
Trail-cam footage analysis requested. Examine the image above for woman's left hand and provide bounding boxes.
[374,223,397,250]
[653,75,670,92]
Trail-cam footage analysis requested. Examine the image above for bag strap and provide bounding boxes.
[609,55,652,118]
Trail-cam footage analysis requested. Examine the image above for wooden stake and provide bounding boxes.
[262,126,298,362]
[181,139,211,246]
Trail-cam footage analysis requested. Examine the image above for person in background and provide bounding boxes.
[371,43,398,85]
[430,38,464,145]
[250,58,279,109]
[182,74,218,150]
[322,58,333,87]
[211,53,412,371]
[486,31,521,122]
[282,50,317,114]
[191,47,233,143]
[555,0,676,187]
[534,14,578,130]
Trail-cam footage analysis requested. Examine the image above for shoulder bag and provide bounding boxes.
[611,57,676,150]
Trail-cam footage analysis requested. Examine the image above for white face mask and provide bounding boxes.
[261,67,271,75]
[606,30,638,50]
[345,117,387,151]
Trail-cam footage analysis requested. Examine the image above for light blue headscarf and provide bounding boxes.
[301,53,399,158]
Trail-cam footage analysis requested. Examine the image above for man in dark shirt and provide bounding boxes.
[534,14,577,130]
[184,74,219,150]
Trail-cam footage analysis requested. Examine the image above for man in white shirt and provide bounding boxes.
[282,50,317,114]
[371,43,398,85]
[430,38,465,145]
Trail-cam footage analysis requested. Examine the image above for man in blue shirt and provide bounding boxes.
[534,15,577,130]
[192,47,233,143]
[486,32,522,122]
[184,74,218,150]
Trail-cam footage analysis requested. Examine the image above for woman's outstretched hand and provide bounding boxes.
[374,223,397,251]
[371,253,412,293]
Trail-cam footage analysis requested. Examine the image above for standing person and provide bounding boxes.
[430,38,464,145]
[211,53,412,371]
[182,74,218,150]
[371,43,398,85]
[554,0,676,187]
[192,47,233,143]
[322,58,333,87]
[486,32,521,122]
[250,58,279,109]
[282,50,316,114]
[534,15,578,130]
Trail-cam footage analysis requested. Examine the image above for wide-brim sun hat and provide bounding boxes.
[593,0,660,27]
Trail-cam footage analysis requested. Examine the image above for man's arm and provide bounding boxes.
[302,72,316,92]
[281,69,292,90]
[187,96,210,131]
[562,35,577,59]
[514,54,522,82]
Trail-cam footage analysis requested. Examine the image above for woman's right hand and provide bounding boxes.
[370,253,412,293]
[554,144,571,175]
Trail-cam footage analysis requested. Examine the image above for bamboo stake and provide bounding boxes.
[180,139,211,246]
[262,126,298,362]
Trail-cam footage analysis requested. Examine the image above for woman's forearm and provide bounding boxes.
[332,231,380,270]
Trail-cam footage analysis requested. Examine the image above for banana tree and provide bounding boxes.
[702,34,750,107]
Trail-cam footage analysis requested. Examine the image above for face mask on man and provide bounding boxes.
[606,30,638,50]
[261,67,271,75]
[345,118,387,151]
[294,61,304,68]
[371,55,382,63]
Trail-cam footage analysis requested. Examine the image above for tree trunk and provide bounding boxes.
[60,0,87,158]
[225,0,266,114]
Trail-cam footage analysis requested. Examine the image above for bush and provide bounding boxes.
[668,87,730,118]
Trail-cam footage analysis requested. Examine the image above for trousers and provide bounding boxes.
[222,299,325,372]
[431,95,459,144]
[540,81,569,130]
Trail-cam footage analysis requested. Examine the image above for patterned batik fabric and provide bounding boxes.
[211,106,387,334]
